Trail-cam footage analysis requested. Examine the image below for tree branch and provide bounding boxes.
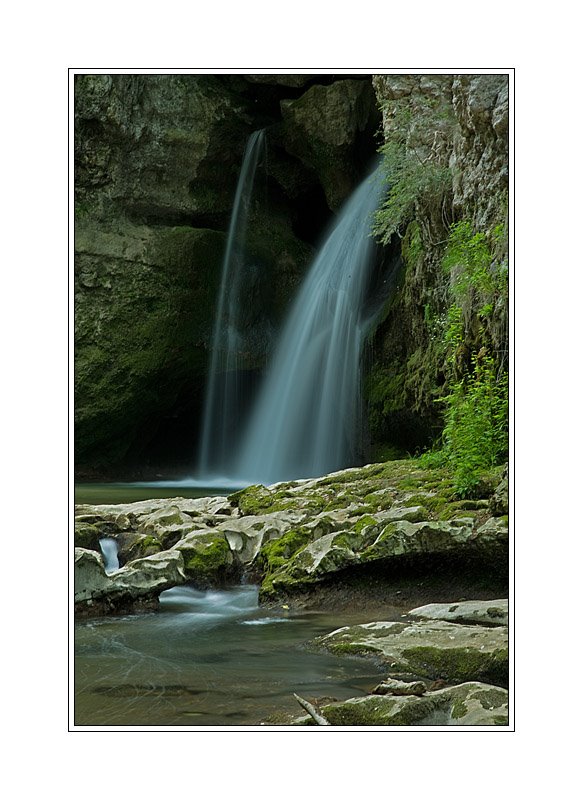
[293,693,331,726]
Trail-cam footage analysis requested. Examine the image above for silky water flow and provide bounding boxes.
[197,129,266,477]
[234,166,386,484]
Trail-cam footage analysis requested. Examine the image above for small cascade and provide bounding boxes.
[234,167,386,485]
[198,129,266,475]
[99,538,120,574]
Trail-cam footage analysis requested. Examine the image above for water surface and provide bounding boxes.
[74,483,233,505]
[74,585,390,727]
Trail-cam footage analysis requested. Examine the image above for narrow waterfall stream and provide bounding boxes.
[99,538,120,574]
[234,167,386,484]
[198,129,266,476]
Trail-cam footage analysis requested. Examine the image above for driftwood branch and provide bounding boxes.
[293,693,331,726]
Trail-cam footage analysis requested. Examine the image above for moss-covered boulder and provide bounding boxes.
[75,548,111,603]
[258,514,507,599]
[117,532,164,563]
[316,618,508,687]
[216,511,307,565]
[171,531,235,587]
[74,521,102,551]
[294,682,508,726]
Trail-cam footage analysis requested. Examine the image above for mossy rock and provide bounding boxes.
[173,531,235,587]
[119,532,163,563]
[279,79,380,210]
[294,682,508,726]
[402,646,509,687]
[257,527,313,572]
[75,224,226,468]
[74,522,102,551]
[317,619,508,687]
[229,483,327,517]
[229,484,293,516]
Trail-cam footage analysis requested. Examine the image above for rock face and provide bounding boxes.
[74,458,508,615]
[278,79,380,209]
[367,74,509,452]
[295,682,508,726]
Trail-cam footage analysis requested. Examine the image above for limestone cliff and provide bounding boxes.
[366,74,509,454]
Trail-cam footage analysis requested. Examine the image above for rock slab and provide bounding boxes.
[295,682,508,726]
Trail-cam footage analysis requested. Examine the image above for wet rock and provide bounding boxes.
[112,550,187,595]
[294,682,508,726]
[489,467,509,516]
[74,546,187,612]
[74,547,111,602]
[279,79,379,209]
[217,511,306,564]
[260,516,505,597]
[316,618,508,687]
[74,521,102,551]
[409,599,508,627]
[116,531,164,563]
[171,530,235,586]
[473,516,509,550]
[372,678,427,696]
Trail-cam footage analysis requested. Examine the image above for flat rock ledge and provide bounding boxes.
[293,682,508,726]
[409,598,508,627]
[314,615,508,687]
[74,459,508,614]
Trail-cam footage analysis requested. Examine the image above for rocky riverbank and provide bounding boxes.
[285,597,509,726]
[75,458,508,613]
[74,458,509,725]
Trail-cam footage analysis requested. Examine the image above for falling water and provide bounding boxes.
[198,129,266,475]
[99,538,120,574]
[234,167,386,485]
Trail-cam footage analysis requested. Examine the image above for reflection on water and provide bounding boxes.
[74,585,388,727]
[74,483,231,506]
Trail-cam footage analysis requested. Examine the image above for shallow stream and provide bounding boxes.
[74,585,394,727]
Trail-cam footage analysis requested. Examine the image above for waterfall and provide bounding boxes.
[198,129,266,475]
[99,538,120,574]
[234,167,386,485]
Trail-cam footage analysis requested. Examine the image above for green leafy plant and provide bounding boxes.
[443,219,508,304]
[440,354,508,497]
[373,100,453,244]
[444,305,464,351]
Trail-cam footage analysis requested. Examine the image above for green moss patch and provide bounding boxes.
[175,533,233,585]
[402,646,508,687]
